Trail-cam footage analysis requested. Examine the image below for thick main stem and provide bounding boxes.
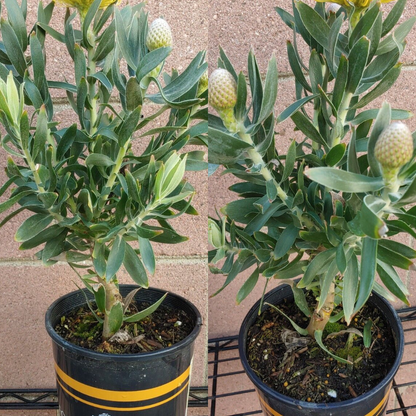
[306,281,336,337]
[101,278,123,340]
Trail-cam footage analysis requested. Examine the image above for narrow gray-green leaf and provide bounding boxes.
[305,167,384,192]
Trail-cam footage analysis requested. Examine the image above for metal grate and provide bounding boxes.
[208,307,416,416]
[0,387,208,410]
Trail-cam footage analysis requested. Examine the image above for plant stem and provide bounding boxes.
[101,278,123,340]
[306,281,335,337]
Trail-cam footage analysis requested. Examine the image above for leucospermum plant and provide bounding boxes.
[209,0,416,359]
[0,0,207,340]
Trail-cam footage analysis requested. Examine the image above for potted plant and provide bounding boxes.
[209,0,415,414]
[0,0,207,414]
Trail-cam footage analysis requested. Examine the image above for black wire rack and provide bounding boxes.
[0,386,208,410]
[208,307,416,416]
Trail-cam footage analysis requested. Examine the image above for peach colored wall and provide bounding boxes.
[208,0,416,340]
[0,0,208,405]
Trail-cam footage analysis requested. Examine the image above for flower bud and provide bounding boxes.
[375,122,413,170]
[327,3,341,13]
[146,18,173,51]
[209,68,237,111]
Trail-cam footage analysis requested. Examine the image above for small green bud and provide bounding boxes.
[375,122,413,170]
[209,68,237,111]
[146,18,173,51]
[208,218,223,248]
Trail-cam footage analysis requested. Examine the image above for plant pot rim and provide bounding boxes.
[45,285,202,362]
[238,283,404,410]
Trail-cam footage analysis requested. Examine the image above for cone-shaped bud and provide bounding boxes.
[146,18,173,51]
[209,69,237,111]
[375,122,413,170]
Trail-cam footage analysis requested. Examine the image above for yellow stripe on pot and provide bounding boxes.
[364,383,392,416]
[257,382,391,416]
[55,362,190,402]
[57,377,190,412]
[258,395,283,416]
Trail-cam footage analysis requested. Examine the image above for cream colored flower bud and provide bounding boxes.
[146,18,173,51]
[375,122,413,170]
[209,68,237,111]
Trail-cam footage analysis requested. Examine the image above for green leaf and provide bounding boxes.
[235,72,247,122]
[15,213,53,242]
[124,292,167,323]
[295,1,329,50]
[291,111,327,148]
[274,224,298,259]
[325,143,346,167]
[118,106,141,146]
[360,195,387,239]
[93,285,106,314]
[305,168,384,192]
[332,54,348,111]
[208,127,251,164]
[4,0,27,51]
[354,237,377,314]
[257,55,278,125]
[363,320,372,348]
[277,95,317,124]
[33,105,48,161]
[1,19,27,76]
[343,254,359,325]
[377,260,410,306]
[19,224,63,250]
[265,301,309,336]
[353,64,402,109]
[0,190,33,214]
[126,77,142,111]
[377,17,416,55]
[379,239,416,260]
[147,52,207,105]
[236,268,259,305]
[107,301,123,335]
[286,41,311,92]
[247,51,263,124]
[74,44,86,86]
[136,47,171,83]
[367,102,390,177]
[282,140,296,182]
[346,36,370,94]
[264,260,309,280]
[76,77,88,128]
[93,241,106,278]
[106,235,126,281]
[123,243,149,287]
[82,0,101,48]
[315,330,352,364]
[93,19,115,61]
[85,153,115,167]
[318,259,338,312]
[138,236,155,275]
[298,249,336,288]
[382,0,406,37]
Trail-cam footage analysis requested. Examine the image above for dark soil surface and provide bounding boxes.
[55,301,194,354]
[246,296,396,403]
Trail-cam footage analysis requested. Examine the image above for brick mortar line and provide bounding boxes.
[0,256,207,268]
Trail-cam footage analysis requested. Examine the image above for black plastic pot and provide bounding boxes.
[239,284,404,416]
[45,285,202,416]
